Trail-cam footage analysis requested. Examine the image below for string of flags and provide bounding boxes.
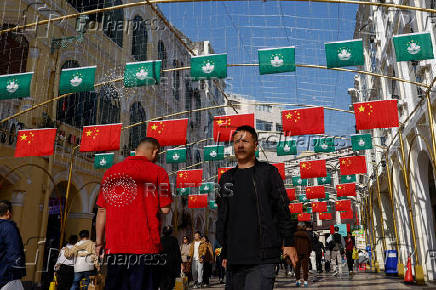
[1,32,433,101]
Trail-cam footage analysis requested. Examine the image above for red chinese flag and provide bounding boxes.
[305,186,326,199]
[176,169,203,188]
[15,128,57,157]
[286,188,296,201]
[319,212,332,220]
[282,107,324,136]
[218,167,232,182]
[347,224,351,232]
[330,225,335,234]
[273,163,285,180]
[336,183,356,197]
[188,194,208,209]
[354,100,399,130]
[341,210,354,220]
[311,201,328,213]
[300,159,326,179]
[80,123,121,152]
[147,119,188,146]
[289,203,303,214]
[298,213,312,221]
[336,199,352,212]
[339,156,367,175]
[213,113,254,142]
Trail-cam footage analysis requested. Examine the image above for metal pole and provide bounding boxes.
[425,77,436,171]
[374,165,387,254]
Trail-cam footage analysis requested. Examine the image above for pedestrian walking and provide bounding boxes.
[0,200,26,290]
[345,232,355,273]
[314,239,325,273]
[95,137,173,290]
[54,235,78,290]
[329,227,345,277]
[64,230,96,290]
[201,236,214,287]
[216,126,297,290]
[180,236,192,281]
[214,241,225,284]
[159,226,181,290]
[294,222,312,288]
[189,231,205,288]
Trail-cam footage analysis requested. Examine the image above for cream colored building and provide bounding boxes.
[352,1,436,280]
[0,0,224,286]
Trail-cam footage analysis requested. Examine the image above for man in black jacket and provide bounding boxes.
[0,200,26,290]
[216,126,297,289]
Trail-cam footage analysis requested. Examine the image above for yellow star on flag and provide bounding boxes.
[286,113,292,119]
[86,130,92,137]
[151,124,158,130]
[20,134,27,141]
[301,163,306,168]
[358,105,365,112]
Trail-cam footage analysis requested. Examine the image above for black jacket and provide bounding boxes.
[0,220,26,288]
[215,160,295,265]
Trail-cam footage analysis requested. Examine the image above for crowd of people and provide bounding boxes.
[0,128,371,290]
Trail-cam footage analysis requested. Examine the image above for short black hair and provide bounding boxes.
[194,231,201,236]
[68,235,78,245]
[232,125,258,143]
[334,226,339,232]
[162,225,173,237]
[137,137,160,150]
[79,230,90,239]
[0,200,12,216]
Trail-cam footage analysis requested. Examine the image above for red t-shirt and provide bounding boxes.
[96,156,172,254]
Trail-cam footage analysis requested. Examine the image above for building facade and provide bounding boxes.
[0,0,225,286]
[352,1,436,280]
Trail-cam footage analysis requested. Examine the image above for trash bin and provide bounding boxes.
[384,250,398,274]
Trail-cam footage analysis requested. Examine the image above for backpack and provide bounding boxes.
[333,233,344,253]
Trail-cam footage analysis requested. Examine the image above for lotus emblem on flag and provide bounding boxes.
[70,75,83,87]
[358,139,365,146]
[204,186,209,190]
[283,144,291,152]
[407,41,421,55]
[346,176,351,180]
[298,179,302,184]
[181,188,186,193]
[201,62,215,74]
[270,55,284,67]
[6,81,19,93]
[172,153,180,161]
[322,178,326,182]
[209,150,217,157]
[136,69,149,80]
[99,158,107,166]
[338,48,352,61]
[321,144,328,150]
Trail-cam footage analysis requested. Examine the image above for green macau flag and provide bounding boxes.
[298,194,308,203]
[393,32,434,62]
[317,174,331,185]
[124,60,162,87]
[130,151,136,156]
[204,145,224,161]
[325,39,364,68]
[313,138,335,153]
[177,187,192,196]
[340,174,356,184]
[94,153,114,169]
[200,183,214,194]
[351,134,373,151]
[277,140,297,156]
[292,176,308,186]
[166,148,187,163]
[258,47,296,75]
[208,200,218,209]
[190,54,227,80]
[59,66,96,94]
[0,72,33,99]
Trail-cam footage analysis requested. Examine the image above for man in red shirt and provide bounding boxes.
[95,137,172,290]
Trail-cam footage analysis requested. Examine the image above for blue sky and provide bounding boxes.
[159,1,358,137]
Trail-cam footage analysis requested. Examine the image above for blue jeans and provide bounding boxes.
[70,271,92,290]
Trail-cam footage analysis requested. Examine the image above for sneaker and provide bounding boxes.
[193,285,199,289]
[296,281,301,287]
[304,281,308,288]
[287,271,292,276]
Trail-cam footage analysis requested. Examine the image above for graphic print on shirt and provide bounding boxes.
[101,173,138,207]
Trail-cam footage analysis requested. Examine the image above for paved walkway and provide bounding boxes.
[200,269,436,289]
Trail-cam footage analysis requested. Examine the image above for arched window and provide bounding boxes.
[132,15,147,61]
[158,40,167,68]
[66,0,105,22]
[103,0,124,47]
[98,86,120,124]
[173,60,180,100]
[194,89,201,123]
[56,60,97,127]
[129,102,146,149]
[0,24,29,74]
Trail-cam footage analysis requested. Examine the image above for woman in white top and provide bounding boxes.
[54,235,77,290]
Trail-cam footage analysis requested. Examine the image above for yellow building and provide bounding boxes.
[0,1,225,287]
